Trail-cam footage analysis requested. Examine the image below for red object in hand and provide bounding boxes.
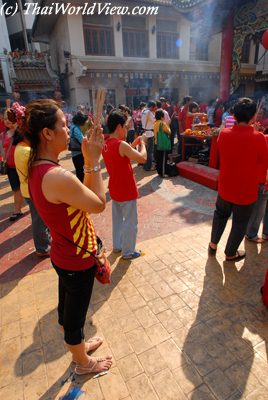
[261,29,268,50]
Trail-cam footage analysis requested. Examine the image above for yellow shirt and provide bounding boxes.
[153,120,171,144]
[14,141,30,198]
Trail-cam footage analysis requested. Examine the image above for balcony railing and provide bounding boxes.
[123,29,149,58]
[84,26,115,56]
[157,32,179,59]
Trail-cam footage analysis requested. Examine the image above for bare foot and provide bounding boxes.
[85,336,103,353]
[75,356,113,375]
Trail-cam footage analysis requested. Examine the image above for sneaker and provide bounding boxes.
[262,234,268,241]
[122,250,142,260]
[112,248,122,253]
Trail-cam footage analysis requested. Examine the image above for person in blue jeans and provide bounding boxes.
[246,185,268,243]
[245,132,268,243]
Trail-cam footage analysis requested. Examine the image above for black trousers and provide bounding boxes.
[211,195,255,257]
[72,153,84,182]
[52,262,96,345]
[156,150,168,176]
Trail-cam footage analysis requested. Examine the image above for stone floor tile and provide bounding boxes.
[134,306,159,329]
[157,309,183,333]
[118,279,140,298]
[108,297,132,318]
[117,313,141,333]
[225,360,261,398]
[99,366,129,400]
[205,341,237,370]
[135,262,155,277]
[136,284,159,302]
[189,384,217,400]
[204,368,237,400]
[254,341,268,362]
[106,332,134,360]
[0,380,24,400]
[147,298,169,314]
[0,320,20,342]
[125,327,153,355]
[117,353,144,381]
[93,300,114,322]
[164,294,186,311]
[172,364,203,395]
[125,294,147,311]
[174,306,197,328]
[150,368,187,399]
[145,322,170,346]
[138,347,167,376]
[23,375,49,400]
[157,339,187,370]
[144,271,163,285]
[127,373,158,400]
[168,278,189,294]
[250,353,268,388]
[150,260,167,272]
[245,387,268,400]
[21,348,47,379]
[170,326,190,350]
[127,272,147,288]
[179,290,200,310]
[183,341,219,377]
[45,357,72,386]
[158,268,177,283]
[90,289,108,305]
[97,316,122,340]
[152,281,174,298]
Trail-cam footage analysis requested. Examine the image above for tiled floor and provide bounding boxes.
[0,154,268,399]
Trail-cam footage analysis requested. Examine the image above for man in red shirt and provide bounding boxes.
[102,109,147,259]
[209,98,268,261]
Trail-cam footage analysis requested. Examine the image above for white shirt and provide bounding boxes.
[141,109,155,138]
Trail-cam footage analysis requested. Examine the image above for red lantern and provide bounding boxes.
[261,29,268,50]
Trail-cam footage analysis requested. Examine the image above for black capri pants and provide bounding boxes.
[7,166,21,191]
[52,262,96,345]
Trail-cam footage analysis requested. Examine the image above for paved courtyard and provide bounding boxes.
[0,153,268,400]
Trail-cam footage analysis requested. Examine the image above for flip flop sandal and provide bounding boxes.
[9,212,23,221]
[245,235,264,243]
[225,250,246,262]
[72,336,103,364]
[75,355,112,375]
[208,244,217,255]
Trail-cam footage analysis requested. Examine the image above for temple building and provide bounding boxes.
[15,0,268,108]
[0,0,58,104]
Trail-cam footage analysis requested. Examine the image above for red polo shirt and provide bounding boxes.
[218,125,268,205]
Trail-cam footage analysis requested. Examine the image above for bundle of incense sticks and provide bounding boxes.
[95,88,106,124]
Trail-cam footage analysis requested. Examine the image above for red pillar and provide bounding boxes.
[219,12,234,102]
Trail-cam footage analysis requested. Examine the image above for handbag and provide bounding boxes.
[0,135,13,175]
[94,237,111,284]
[64,234,111,284]
[157,123,171,151]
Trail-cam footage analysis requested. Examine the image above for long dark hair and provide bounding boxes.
[20,99,60,176]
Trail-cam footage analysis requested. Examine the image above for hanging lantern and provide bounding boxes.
[261,29,268,50]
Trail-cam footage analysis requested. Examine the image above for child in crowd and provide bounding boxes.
[102,109,147,259]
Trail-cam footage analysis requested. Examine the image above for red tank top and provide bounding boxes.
[102,137,138,202]
[29,163,97,270]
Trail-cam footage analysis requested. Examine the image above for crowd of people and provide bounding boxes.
[1,94,268,378]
